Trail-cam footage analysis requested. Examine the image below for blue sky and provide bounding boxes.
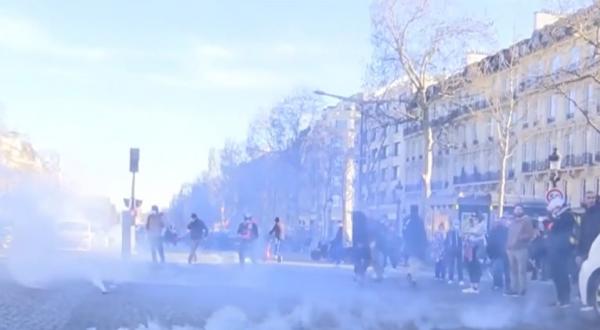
[0,0,551,209]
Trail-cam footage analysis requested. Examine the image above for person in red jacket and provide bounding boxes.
[237,214,259,265]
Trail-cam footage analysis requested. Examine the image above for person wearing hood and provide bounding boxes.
[403,206,428,287]
[546,197,576,308]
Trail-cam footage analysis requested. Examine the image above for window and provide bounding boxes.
[586,83,594,111]
[394,142,400,156]
[551,56,561,74]
[371,148,378,160]
[381,146,388,159]
[381,168,387,181]
[548,95,557,122]
[382,125,388,138]
[529,98,538,124]
[392,166,399,180]
[570,47,580,70]
[565,131,574,156]
[567,89,576,119]
[522,142,528,163]
[471,122,478,143]
[370,130,376,142]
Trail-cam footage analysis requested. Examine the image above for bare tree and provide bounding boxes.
[368,0,490,217]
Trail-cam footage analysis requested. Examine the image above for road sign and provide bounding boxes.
[545,188,564,203]
[123,198,143,209]
[130,148,140,173]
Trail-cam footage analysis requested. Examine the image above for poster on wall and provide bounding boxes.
[459,211,489,235]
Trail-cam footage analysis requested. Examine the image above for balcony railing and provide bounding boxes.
[405,183,423,193]
[453,171,503,185]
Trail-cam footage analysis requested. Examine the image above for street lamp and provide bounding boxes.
[548,147,561,188]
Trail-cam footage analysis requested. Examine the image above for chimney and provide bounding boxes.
[534,11,561,31]
[466,52,487,65]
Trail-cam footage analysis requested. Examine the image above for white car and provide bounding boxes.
[56,221,94,251]
[579,235,600,316]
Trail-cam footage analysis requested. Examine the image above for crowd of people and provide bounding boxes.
[141,191,600,309]
[345,191,600,310]
[142,207,284,266]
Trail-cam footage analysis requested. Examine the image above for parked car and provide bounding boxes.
[56,221,94,251]
[579,234,600,317]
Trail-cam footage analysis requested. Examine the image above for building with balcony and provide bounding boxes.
[359,5,600,231]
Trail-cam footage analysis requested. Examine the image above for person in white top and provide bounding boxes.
[462,215,486,294]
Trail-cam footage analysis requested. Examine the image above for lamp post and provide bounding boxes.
[548,147,561,188]
[314,90,364,246]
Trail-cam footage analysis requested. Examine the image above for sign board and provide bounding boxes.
[130,148,140,173]
[545,188,564,204]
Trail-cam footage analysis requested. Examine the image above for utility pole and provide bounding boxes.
[123,148,139,258]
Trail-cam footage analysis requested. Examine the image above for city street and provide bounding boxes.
[0,252,597,330]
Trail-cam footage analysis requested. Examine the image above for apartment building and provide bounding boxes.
[360,6,600,230]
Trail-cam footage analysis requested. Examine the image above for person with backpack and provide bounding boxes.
[462,215,486,294]
[268,217,284,263]
[187,213,208,264]
[237,214,259,265]
[146,205,165,264]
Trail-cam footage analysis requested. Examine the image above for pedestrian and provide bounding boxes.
[330,222,344,264]
[146,205,165,264]
[187,213,208,264]
[352,211,370,284]
[546,197,576,308]
[268,217,284,263]
[445,220,464,285]
[577,191,600,311]
[487,216,510,292]
[370,218,389,282]
[462,215,486,294]
[529,218,548,281]
[237,214,259,265]
[402,206,428,287]
[506,204,535,297]
[432,223,446,281]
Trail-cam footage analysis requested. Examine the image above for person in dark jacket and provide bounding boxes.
[403,206,428,287]
[268,217,284,263]
[237,214,259,265]
[187,213,208,264]
[352,211,370,283]
[546,198,576,308]
[445,220,464,285]
[330,222,344,264]
[487,216,510,291]
[578,192,600,263]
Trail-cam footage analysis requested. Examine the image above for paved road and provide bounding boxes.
[0,252,597,330]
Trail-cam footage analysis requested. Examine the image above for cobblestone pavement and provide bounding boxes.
[0,253,598,330]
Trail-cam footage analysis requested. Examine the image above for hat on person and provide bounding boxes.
[547,197,565,212]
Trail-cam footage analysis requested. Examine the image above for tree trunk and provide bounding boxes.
[421,116,433,232]
[498,138,510,218]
